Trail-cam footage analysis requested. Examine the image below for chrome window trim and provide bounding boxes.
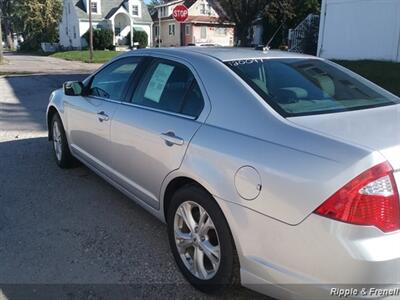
[121,101,197,120]
[84,52,211,122]
[86,95,123,104]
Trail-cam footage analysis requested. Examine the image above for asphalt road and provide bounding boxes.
[0,69,267,299]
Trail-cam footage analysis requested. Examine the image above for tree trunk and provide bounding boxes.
[5,20,14,50]
[236,25,250,47]
[0,14,3,64]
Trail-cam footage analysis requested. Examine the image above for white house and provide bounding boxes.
[153,0,235,47]
[318,0,400,62]
[59,0,153,49]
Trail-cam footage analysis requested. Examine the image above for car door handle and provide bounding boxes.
[160,132,184,146]
[97,111,109,122]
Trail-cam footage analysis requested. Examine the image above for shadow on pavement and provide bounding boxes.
[0,74,89,132]
[0,137,268,299]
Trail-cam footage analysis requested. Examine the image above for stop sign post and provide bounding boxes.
[173,4,189,23]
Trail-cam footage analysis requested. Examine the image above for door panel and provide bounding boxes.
[66,57,142,173]
[67,97,117,172]
[110,107,202,208]
[109,58,206,208]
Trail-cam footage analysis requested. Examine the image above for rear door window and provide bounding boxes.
[131,59,204,118]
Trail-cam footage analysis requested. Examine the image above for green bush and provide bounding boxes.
[19,40,39,52]
[84,28,114,50]
[133,31,148,48]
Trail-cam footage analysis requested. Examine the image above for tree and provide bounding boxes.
[147,0,163,14]
[0,0,17,49]
[218,0,296,46]
[219,0,267,46]
[298,16,319,55]
[219,0,320,47]
[1,0,62,51]
[291,0,321,26]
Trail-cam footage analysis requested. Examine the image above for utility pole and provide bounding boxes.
[88,0,93,63]
[158,6,161,47]
[0,10,4,64]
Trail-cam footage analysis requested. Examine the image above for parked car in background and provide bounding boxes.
[47,47,400,299]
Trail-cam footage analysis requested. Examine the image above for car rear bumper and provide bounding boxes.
[215,196,400,299]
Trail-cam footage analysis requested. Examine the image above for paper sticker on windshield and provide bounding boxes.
[144,63,175,103]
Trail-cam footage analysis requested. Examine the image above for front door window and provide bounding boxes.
[89,57,142,101]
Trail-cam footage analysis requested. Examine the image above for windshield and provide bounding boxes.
[226,58,399,117]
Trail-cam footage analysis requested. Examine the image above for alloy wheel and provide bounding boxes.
[174,201,221,280]
[52,121,62,161]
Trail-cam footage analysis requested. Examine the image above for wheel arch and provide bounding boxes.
[47,105,59,140]
[162,174,242,284]
[162,176,209,223]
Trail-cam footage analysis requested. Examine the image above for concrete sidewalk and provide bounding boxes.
[0,52,102,74]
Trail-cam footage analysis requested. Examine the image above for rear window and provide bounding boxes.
[226,58,399,117]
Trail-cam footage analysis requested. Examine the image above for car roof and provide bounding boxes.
[131,47,316,62]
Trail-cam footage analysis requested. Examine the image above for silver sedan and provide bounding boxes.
[47,48,400,299]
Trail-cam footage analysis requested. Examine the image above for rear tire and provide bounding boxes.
[51,114,75,169]
[167,184,240,293]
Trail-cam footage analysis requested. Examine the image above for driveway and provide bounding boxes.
[0,60,266,299]
[0,52,101,74]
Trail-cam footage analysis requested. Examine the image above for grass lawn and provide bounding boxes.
[335,60,400,96]
[50,50,121,64]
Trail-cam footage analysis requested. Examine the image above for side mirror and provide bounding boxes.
[64,81,84,96]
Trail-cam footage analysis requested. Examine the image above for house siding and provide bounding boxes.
[153,0,235,47]
[188,0,218,17]
[59,0,153,49]
[59,0,82,48]
[192,25,234,46]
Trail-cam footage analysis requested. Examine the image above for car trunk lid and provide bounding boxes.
[288,104,400,173]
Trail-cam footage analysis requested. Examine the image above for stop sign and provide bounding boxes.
[173,5,189,23]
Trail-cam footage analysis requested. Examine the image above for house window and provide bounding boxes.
[200,3,210,15]
[200,26,207,39]
[200,4,206,14]
[91,1,98,14]
[154,25,159,37]
[215,27,227,36]
[169,24,175,36]
[185,24,190,35]
[160,6,167,17]
[132,5,139,16]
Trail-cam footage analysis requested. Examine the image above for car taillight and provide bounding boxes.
[314,161,400,233]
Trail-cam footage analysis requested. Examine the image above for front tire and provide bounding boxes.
[51,114,74,168]
[167,184,239,293]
